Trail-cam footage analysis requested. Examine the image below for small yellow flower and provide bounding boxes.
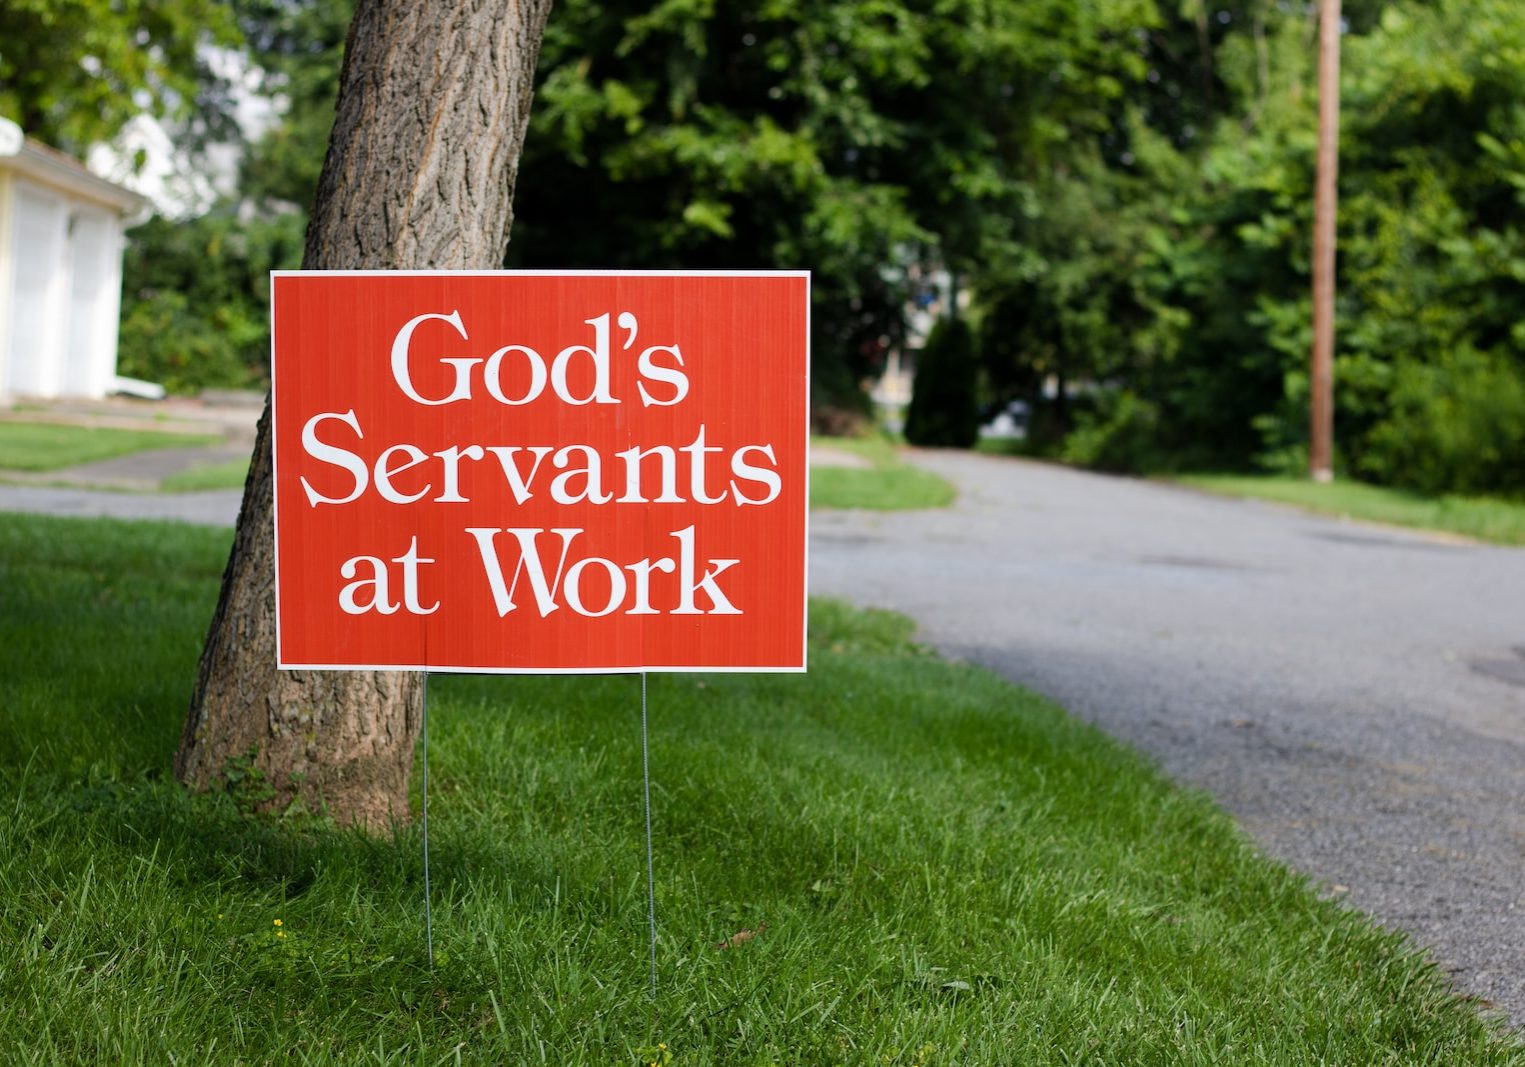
[273,919,283,927]
[276,931,286,939]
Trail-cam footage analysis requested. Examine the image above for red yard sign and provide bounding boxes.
[270,271,809,673]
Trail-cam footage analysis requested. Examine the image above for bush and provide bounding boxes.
[117,290,265,395]
[810,404,870,438]
[117,210,303,395]
[1059,390,1166,473]
[1358,349,1525,497]
[904,318,980,448]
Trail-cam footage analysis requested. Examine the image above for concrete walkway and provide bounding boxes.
[0,395,257,524]
[0,483,243,525]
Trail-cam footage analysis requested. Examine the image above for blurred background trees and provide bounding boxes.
[0,0,241,153]
[5,0,1523,496]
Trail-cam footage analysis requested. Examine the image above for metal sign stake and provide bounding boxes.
[421,669,434,967]
[642,671,657,996]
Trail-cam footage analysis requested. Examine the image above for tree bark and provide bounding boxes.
[175,0,554,827]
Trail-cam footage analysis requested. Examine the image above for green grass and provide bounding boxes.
[160,456,251,492]
[1177,473,1525,546]
[811,435,956,510]
[0,512,1520,1064]
[0,422,219,472]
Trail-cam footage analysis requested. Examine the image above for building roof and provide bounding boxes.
[0,119,148,216]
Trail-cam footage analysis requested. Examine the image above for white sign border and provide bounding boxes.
[270,268,812,675]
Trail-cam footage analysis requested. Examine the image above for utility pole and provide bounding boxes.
[1310,0,1341,482]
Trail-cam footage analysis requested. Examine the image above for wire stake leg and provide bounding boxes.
[642,672,657,996]
[422,670,434,967]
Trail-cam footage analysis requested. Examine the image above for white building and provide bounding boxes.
[0,117,147,402]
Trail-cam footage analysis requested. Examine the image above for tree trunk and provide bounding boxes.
[175,0,554,827]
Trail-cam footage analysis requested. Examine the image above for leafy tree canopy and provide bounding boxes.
[507,0,1159,408]
[57,0,1525,496]
[0,0,240,154]
[231,0,351,209]
[978,0,1525,495]
[115,0,352,394]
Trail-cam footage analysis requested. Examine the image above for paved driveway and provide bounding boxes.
[810,450,1525,1027]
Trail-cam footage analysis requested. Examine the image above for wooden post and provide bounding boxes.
[1310,0,1341,483]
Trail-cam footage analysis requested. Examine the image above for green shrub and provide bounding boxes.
[904,317,980,448]
[1358,349,1525,497]
[1060,390,1166,473]
[117,210,304,395]
[117,289,265,395]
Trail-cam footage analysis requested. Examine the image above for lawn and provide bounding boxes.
[811,436,955,510]
[0,512,1519,1064]
[0,421,220,472]
[161,456,251,492]
[1177,473,1525,547]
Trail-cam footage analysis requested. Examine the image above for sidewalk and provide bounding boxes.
[0,394,260,526]
[0,484,243,526]
[0,392,262,442]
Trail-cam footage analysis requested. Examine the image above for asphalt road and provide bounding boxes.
[810,450,1525,1028]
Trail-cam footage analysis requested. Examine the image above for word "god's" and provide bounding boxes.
[391,309,687,407]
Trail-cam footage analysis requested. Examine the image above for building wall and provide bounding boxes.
[1,177,128,400]
[63,205,122,397]
[6,180,67,396]
[0,170,13,395]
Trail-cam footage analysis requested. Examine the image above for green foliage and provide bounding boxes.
[57,0,1525,486]
[118,209,306,394]
[1060,391,1166,473]
[231,0,352,210]
[1360,348,1525,496]
[111,0,352,396]
[978,0,1525,496]
[0,0,239,152]
[118,288,263,394]
[509,0,1159,410]
[904,318,980,447]
[2,510,1521,1062]
[1326,0,1525,495]
[979,4,1319,468]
